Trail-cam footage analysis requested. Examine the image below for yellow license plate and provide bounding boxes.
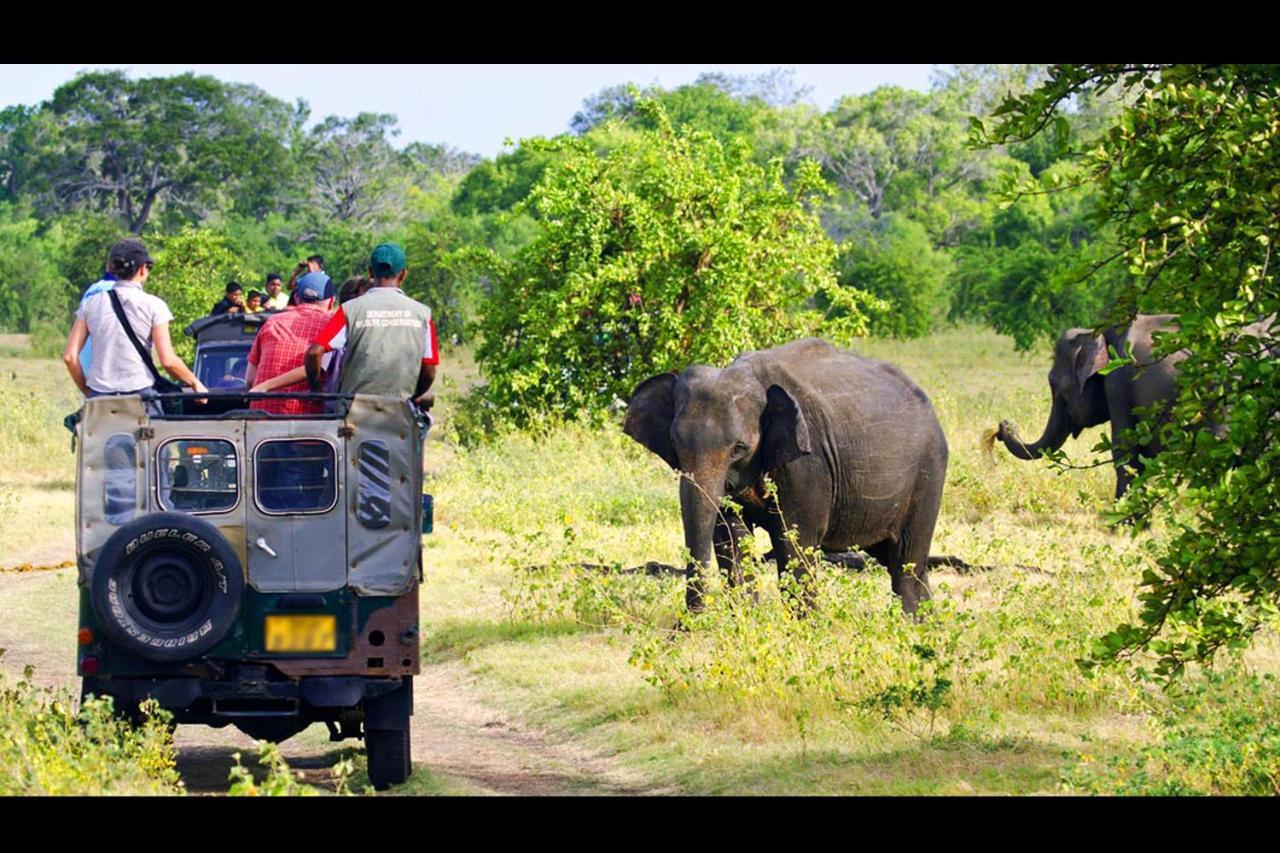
[265,614,336,653]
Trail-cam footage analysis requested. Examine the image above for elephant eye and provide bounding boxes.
[732,441,751,456]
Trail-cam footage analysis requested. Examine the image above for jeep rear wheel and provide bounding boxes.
[366,727,411,790]
[90,512,244,662]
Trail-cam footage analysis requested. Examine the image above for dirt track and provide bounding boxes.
[0,566,663,796]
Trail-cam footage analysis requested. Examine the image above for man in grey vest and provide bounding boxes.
[306,243,438,406]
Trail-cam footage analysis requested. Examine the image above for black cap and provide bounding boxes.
[108,239,154,272]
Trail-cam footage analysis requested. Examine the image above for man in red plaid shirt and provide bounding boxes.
[245,273,333,414]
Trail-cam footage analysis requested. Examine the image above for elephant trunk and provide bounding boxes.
[997,396,1073,460]
[679,465,727,612]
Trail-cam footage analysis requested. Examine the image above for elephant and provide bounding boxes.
[994,314,1184,499]
[624,338,949,615]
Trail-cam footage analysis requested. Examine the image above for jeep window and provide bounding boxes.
[104,433,137,525]
[356,440,392,529]
[195,343,252,390]
[255,439,336,514]
[158,439,239,513]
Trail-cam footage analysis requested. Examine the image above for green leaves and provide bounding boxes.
[150,227,258,362]
[984,65,1280,679]
[470,98,861,428]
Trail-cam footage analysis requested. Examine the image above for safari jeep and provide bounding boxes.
[73,390,428,789]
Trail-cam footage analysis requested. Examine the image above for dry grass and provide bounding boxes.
[4,326,1277,794]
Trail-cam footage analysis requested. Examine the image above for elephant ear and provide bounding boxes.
[1073,334,1110,393]
[760,384,811,472]
[623,373,679,470]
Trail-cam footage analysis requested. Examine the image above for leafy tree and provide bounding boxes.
[572,76,814,172]
[978,64,1280,678]
[931,64,1050,120]
[150,227,258,361]
[215,214,297,286]
[692,68,813,108]
[0,105,39,203]
[471,98,872,426]
[802,86,993,246]
[450,144,559,217]
[0,203,67,332]
[27,71,293,233]
[403,141,482,183]
[946,154,1131,350]
[838,215,953,339]
[297,113,404,226]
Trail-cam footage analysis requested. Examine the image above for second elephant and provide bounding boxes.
[995,314,1181,499]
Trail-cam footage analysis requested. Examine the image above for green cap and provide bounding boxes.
[369,243,407,277]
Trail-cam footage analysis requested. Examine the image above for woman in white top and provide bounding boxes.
[62,239,207,399]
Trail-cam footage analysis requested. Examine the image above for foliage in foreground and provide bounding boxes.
[227,740,359,796]
[1065,668,1280,795]
[0,659,181,795]
[468,95,876,429]
[980,64,1280,677]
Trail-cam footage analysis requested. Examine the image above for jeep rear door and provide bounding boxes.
[244,420,346,592]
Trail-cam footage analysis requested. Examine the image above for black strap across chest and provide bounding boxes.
[106,288,166,386]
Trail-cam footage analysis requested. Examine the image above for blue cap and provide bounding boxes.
[296,272,330,303]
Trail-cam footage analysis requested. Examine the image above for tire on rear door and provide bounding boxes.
[90,512,243,662]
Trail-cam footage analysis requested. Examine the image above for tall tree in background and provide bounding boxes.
[298,112,403,225]
[0,106,39,203]
[28,72,293,233]
[804,86,992,244]
[980,64,1280,678]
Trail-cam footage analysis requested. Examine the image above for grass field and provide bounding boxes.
[5,325,1279,794]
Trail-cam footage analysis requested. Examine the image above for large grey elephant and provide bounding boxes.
[624,338,949,615]
[995,314,1183,499]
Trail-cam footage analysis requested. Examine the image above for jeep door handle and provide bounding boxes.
[255,537,278,558]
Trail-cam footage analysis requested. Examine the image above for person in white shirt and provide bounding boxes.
[62,239,207,399]
[263,273,289,310]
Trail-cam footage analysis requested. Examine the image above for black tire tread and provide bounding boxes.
[366,727,411,790]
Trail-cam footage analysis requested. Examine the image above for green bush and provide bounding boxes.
[1065,669,1280,795]
[150,226,258,361]
[0,660,182,795]
[838,214,952,339]
[471,95,872,429]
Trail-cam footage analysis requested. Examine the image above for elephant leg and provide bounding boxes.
[1109,417,1139,500]
[874,480,942,617]
[713,513,756,596]
[1105,376,1143,500]
[759,467,833,614]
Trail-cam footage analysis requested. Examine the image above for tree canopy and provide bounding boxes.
[469,97,873,426]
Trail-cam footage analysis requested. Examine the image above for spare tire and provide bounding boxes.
[91,512,243,662]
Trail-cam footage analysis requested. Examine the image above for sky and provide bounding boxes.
[0,64,936,159]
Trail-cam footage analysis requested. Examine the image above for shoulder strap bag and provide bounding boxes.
[106,289,185,395]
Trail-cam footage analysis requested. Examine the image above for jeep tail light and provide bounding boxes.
[80,656,100,675]
[77,627,94,645]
